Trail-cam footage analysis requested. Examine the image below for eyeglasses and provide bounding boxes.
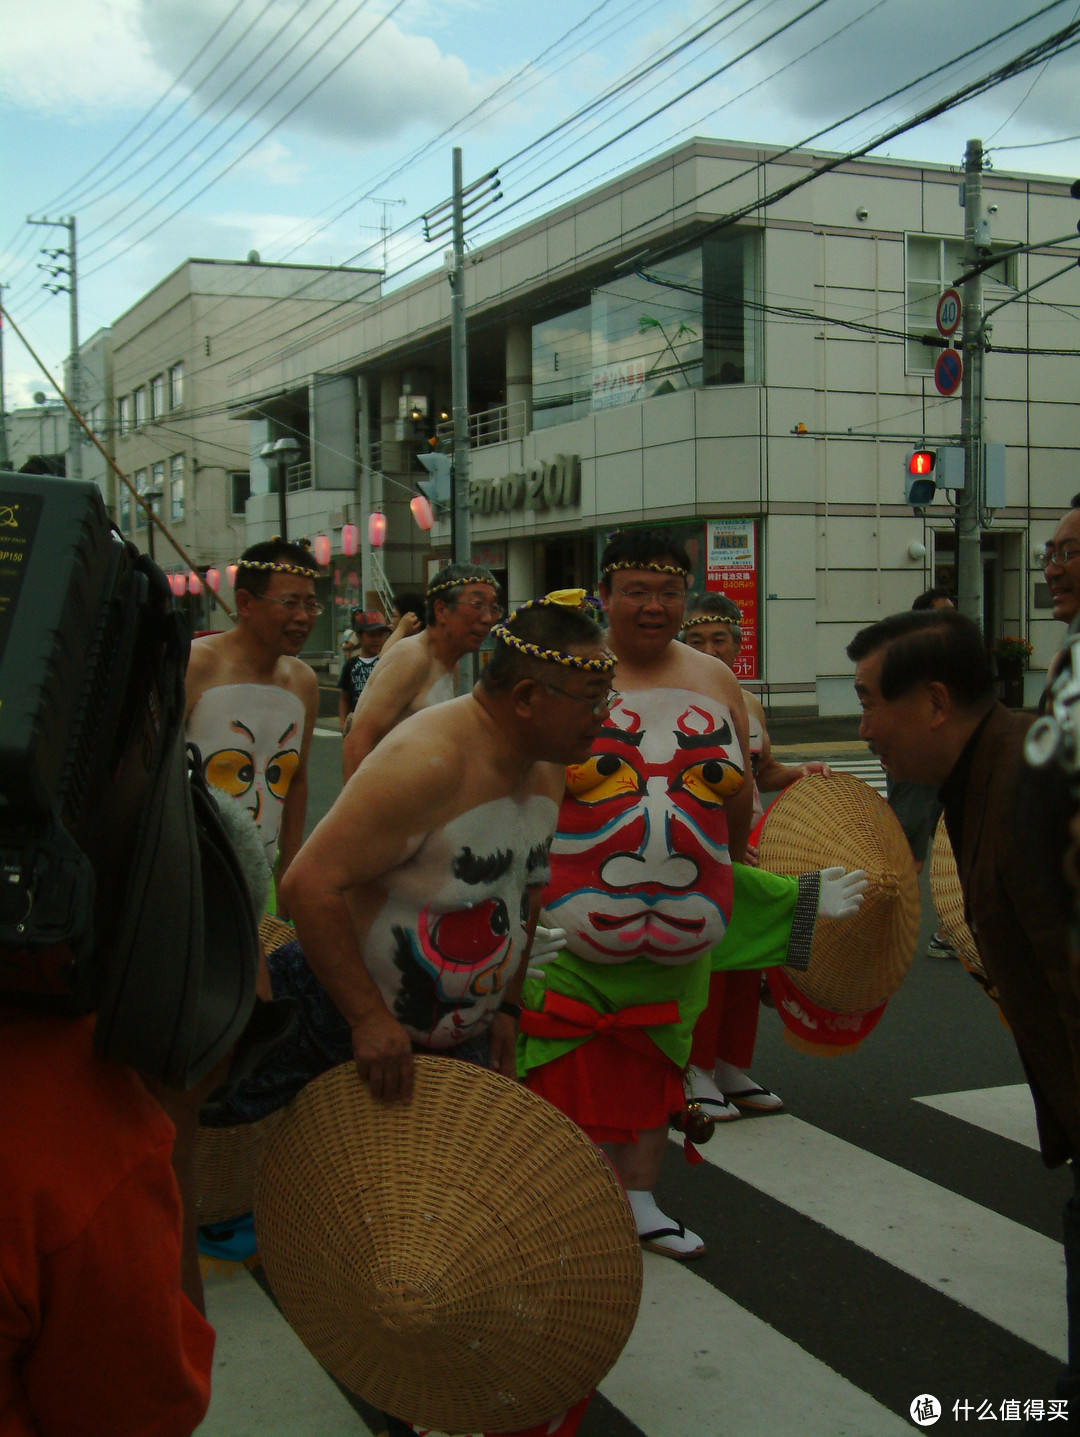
[1038,546,1080,570]
[543,682,620,716]
[612,583,686,608]
[457,598,503,620]
[255,595,324,616]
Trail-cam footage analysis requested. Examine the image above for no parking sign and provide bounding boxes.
[934,348,963,397]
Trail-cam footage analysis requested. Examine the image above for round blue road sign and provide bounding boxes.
[934,348,963,397]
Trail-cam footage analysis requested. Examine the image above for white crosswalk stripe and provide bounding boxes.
[196,1081,1065,1436]
[825,756,888,796]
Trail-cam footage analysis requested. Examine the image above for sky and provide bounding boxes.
[2,0,1079,409]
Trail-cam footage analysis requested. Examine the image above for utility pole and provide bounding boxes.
[449,149,471,565]
[29,215,81,481]
[956,141,985,627]
[422,154,501,566]
[0,285,9,469]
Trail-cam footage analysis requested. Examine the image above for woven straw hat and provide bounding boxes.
[757,772,920,1013]
[254,1057,642,1434]
[191,912,297,1225]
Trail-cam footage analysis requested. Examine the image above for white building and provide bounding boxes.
[227,138,1080,713]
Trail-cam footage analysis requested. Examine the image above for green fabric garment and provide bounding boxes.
[710,864,799,973]
[518,864,802,1079]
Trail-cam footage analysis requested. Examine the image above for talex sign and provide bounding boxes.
[469,454,581,515]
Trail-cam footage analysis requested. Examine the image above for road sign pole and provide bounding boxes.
[957,139,985,628]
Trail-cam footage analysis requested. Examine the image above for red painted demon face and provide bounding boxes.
[543,688,743,966]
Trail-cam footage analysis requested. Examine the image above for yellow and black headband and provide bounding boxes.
[601,560,690,581]
[491,591,615,674]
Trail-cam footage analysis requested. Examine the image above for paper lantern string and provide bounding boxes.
[491,593,616,673]
[601,560,690,580]
[683,614,739,628]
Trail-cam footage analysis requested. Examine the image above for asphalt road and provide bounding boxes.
[208,725,1068,1435]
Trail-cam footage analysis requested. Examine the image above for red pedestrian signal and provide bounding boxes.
[908,450,935,476]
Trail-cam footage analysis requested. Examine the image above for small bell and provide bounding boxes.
[670,1101,715,1147]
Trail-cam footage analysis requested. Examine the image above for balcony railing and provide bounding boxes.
[286,461,312,493]
[435,400,528,451]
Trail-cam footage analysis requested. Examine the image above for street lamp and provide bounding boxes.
[259,436,302,540]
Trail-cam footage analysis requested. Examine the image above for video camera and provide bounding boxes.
[0,472,258,1087]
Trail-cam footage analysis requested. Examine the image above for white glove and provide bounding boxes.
[817,866,868,919]
[526,924,567,979]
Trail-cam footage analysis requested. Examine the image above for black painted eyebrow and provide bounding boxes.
[599,727,644,747]
[452,846,513,884]
[676,723,733,749]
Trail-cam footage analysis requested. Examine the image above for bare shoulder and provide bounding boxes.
[281,655,319,705]
[354,694,470,786]
[670,641,743,708]
[742,688,766,725]
[530,760,570,804]
[185,635,229,715]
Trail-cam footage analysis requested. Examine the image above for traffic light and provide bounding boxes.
[905,450,937,507]
[903,446,965,508]
[416,451,452,513]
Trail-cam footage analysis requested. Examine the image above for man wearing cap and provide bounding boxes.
[519,530,865,1260]
[338,610,392,734]
[848,607,1080,1401]
[213,598,612,1120]
[186,539,321,913]
[343,562,500,779]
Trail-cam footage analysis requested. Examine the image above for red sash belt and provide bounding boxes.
[519,989,680,1042]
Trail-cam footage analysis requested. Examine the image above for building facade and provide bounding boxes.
[111,256,379,637]
[227,138,1079,712]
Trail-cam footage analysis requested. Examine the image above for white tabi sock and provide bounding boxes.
[627,1190,705,1257]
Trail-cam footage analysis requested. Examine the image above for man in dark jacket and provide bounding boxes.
[848,608,1080,1401]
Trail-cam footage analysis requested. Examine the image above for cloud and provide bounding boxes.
[141,0,490,149]
[0,0,166,113]
[234,138,307,185]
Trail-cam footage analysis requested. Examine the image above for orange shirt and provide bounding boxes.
[0,1009,213,1436]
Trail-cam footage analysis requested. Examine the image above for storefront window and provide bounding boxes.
[532,231,760,430]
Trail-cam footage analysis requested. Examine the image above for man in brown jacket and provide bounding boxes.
[847,608,1080,1402]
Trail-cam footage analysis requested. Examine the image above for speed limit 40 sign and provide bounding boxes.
[936,288,962,338]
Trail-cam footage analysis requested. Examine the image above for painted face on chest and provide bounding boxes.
[543,688,743,965]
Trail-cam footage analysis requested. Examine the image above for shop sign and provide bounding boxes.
[706,518,758,681]
[470,454,581,516]
[592,361,646,411]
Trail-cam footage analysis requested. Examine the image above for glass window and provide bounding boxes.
[230,470,251,517]
[117,395,131,436]
[169,454,184,523]
[531,232,760,430]
[168,362,184,409]
[905,234,1017,374]
[133,387,148,428]
[151,374,166,417]
[119,483,131,533]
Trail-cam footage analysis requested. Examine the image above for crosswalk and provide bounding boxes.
[823,756,888,796]
[195,1077,1066,1437]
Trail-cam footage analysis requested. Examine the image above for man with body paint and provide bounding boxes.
[342,562,501,779]
[186,539,320,916]
[520,532,865,1260]
[211,598,613,1123]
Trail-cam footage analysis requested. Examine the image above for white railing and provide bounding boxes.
[435,399,528,451]
[286,461,312,492]
[370,551,396,620]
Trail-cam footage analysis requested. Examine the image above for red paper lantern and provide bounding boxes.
[410,495,434,531]
[188,573,202,596]
[206,567,220,593]
[227,564,238,588]
[368,512,387,549]
[169,573,186,598]
[313,533,331,566]
[341,523,359,557]
[333,567,341,585]
[347,571,359,589]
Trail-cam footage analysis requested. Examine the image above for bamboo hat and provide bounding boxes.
[192,913,297,1225]
[757,772,920,1017]
[928,815,1006,1019]
[254,1057,642,1435]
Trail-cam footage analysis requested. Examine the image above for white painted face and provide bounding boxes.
[191,685,305,863]
[543,688,743,966]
